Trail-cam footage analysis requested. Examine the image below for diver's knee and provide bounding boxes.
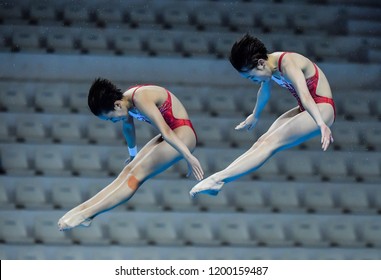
[251,134,266,149]
[256,135,283,154]
[119,164,132,177]
[125,174,141,191]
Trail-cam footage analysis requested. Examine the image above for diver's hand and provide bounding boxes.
[185,154,204,181]
[320,124,334,151]
[235,114,258,131]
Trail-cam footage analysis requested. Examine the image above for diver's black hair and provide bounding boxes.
[88,78,123,116]
[229,34,268,71]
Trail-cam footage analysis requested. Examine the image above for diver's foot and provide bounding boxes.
[57,214,92,231]
[189,176,224,197]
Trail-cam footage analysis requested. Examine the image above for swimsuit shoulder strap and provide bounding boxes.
[131,85,171,108]
[165,89,171,102]
[131,85,149,107]
[313,63,319,80]
[279,52,318,80]
[278,52,290,73]
[158,88,172,110]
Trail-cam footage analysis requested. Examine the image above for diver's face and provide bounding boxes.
[98,114,126,123]
[98,100,128,123]
[239,59,272,83]
[98,113,126,123]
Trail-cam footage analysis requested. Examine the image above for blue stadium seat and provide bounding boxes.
[45,29,75,53]
[62,2,91,26]
[128,6,157,28]
[34,85,68,113]
[350,156,380,183]
[70,146,107,177]
[190,120,226,147]
[51,184,83,209]
[29,1,57,25]
[251,219,291,246]
[363,125,381,150]
[268,185,302,212]
[280,153,318,181]
[182,217,219,246]
[331,122,361,151]
[161,4,190,29]
[108,217,144,245]
[34,146,70,176]
[51,119,84,144]
[338,187,371,214]
[289,218,328,247]
[231,182,268,212]
[0,215,34,244]
[217,218,255,246]
[15,115,47,143]
[0,3,26,25]
[145,216,181,245]
[34,215,72,245]
[12,30,42,53]
[324,219,361,247]
[146,34,177,57]
[15,183,49,209]
[79,31,110,54]
[94,6,125,28]
[317,153,350,182]
[87,118,119,145]
[227,9,255,32]
[194,8,223,31]
[0,145,34,176]
[0,83,32,111]
[113,34,143,56]
[69,221,109,245]
[160,179,196,211]
[360,220,381,247]
[181,35,210,57]
[303,186,337,213]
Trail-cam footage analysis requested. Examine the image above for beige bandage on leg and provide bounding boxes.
[127,175,140,191]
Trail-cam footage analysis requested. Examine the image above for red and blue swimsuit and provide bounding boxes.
[128,85,197,137]
[271,52,336,119]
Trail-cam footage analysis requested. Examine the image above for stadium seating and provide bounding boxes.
[0,0,380,260]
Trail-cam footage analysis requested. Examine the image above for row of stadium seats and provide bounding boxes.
[1,79,381,120]
[1,0,380,261]
[1,210,381,248]
[1,25,379,63]
[2,244,380,260]
[1,176,380,214]
[1,112,379,151]
[1,144,380,182]
[2,0,379,36]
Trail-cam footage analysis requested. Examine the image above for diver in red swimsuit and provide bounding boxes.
[129,85,197,133]
[190,34,335,197]
[58,79,203,230]
[273,52,336,119]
